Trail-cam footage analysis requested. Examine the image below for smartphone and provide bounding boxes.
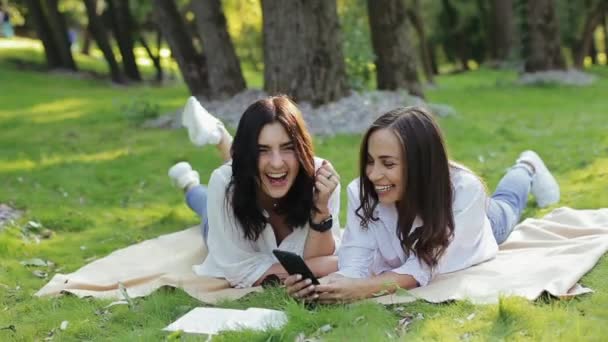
[272,249,320,285]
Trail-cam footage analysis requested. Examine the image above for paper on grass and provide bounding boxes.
[163,307,287,335]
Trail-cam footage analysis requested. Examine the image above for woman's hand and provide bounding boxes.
[314,276,373,304]
[284,274,318,301]
[312,161,340,218]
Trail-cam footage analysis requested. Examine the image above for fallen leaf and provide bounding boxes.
[32,270,48,278]
[60,321,69,330]
[41,229,54,239]
[466,313,476,321]
[317,324,332,334]
[104,300,128,308]
[0,325,16,332]
[353,316,365,324]
[26,221,42,229]
[20,258,52,267]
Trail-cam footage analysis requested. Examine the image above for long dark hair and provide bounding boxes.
[228,95,316,241]
[356,106,455,268]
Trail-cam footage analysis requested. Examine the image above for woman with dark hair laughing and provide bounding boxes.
[285,106,560,302]
[169,95,341,288]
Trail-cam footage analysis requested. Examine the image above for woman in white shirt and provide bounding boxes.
[169,95,342,288]
[286,106,559,302]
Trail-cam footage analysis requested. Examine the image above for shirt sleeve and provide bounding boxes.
[389,171,489,286]
[336,181,377,278]
[205,168,276,288]
[328,179,342,250]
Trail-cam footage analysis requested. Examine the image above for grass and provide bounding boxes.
[1,37,607,341]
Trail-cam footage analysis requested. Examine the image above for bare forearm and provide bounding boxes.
[303,229,335,259]
[356,272,419,298]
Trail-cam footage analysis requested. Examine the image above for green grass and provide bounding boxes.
[1,38,608,341]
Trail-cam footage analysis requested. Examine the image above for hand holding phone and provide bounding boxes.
[272,249,319,285]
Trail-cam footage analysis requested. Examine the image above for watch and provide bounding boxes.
[309,214,333,232]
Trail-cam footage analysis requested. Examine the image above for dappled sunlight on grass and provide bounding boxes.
[561,157,608,208]
[0,148,132,172]
[0,37,43,50]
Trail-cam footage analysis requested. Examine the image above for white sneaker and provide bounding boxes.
[168,162,200,191]
[517,150,560,208]
[182,96,223,146]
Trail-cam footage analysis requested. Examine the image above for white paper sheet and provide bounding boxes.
[163,307,288,335]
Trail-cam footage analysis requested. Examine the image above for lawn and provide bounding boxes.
[1,38,607,341]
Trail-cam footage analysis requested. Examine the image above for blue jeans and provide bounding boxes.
[185,185,210,241]
[487,165,533,244]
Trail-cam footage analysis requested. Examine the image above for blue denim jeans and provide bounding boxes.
[487,165,533,244]
[185,185,210,241]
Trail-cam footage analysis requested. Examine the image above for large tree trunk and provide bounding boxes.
[191,0,246,99]
[44,0,77,70]
[84,0,124,83]
[25,0,62,68]
[489,0,515,62]
[262,0,348,106]
[520,0,566,72]
[81,25,92,56]
[107,0,141,81]
[572,2,607,69]
[406,0,434,84]
[26,0,76,70]
[368,0,423,97]
[153,0,210,97]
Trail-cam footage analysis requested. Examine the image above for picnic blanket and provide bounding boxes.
[36,207,608,304]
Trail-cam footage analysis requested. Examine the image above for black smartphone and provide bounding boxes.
[272,249,320,285]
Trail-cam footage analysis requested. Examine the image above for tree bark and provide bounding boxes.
[191,0,246,99]
[367,0,423,97]
[107,0,141,81]
[406,0,434,84]
[81,25,92,56]
[153,0,210,97]
[572,2,607,69]
[520,0,566,72]
[25,0,62,68]
[138,32,163,82]
[26,0,76,70]
[44,0,77,70]
[489,0,514,62]
[262,0,348,106]
[84,0,124,83]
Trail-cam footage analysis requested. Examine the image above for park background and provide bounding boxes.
[1,0,607,340]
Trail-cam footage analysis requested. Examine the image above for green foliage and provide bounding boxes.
[338,0,376,90]
[1,42,608,341]
[224,0,264,73]
[120,98,161,125]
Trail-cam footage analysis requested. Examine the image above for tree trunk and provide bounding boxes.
[572,2,607,69]
[138,32,163,82]
[153,0,210,97]
[191,0,246,99]
[367,0,423,97]
[107,0,141,81]
[520,0,566,72]
[489,0,514,62]
[44,0,77,70]
[84,0,124,83]
[81,25,92,55]
[406,0,434,84]
[262,0,348,106]
[429,42,439,75]
[25,0,62,68]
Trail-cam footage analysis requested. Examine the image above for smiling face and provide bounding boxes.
[365,128,405,204]
[257,122,300,199]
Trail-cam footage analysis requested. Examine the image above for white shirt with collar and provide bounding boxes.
[337,166,498,286]
[193,157,341,288]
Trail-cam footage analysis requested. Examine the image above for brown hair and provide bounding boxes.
[229,95,316,241]
[357,106,454,268]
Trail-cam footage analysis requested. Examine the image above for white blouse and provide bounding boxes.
[337,167,498,286]
[193,157,341,288]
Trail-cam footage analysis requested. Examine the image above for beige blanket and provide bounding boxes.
[36,207,608,305]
